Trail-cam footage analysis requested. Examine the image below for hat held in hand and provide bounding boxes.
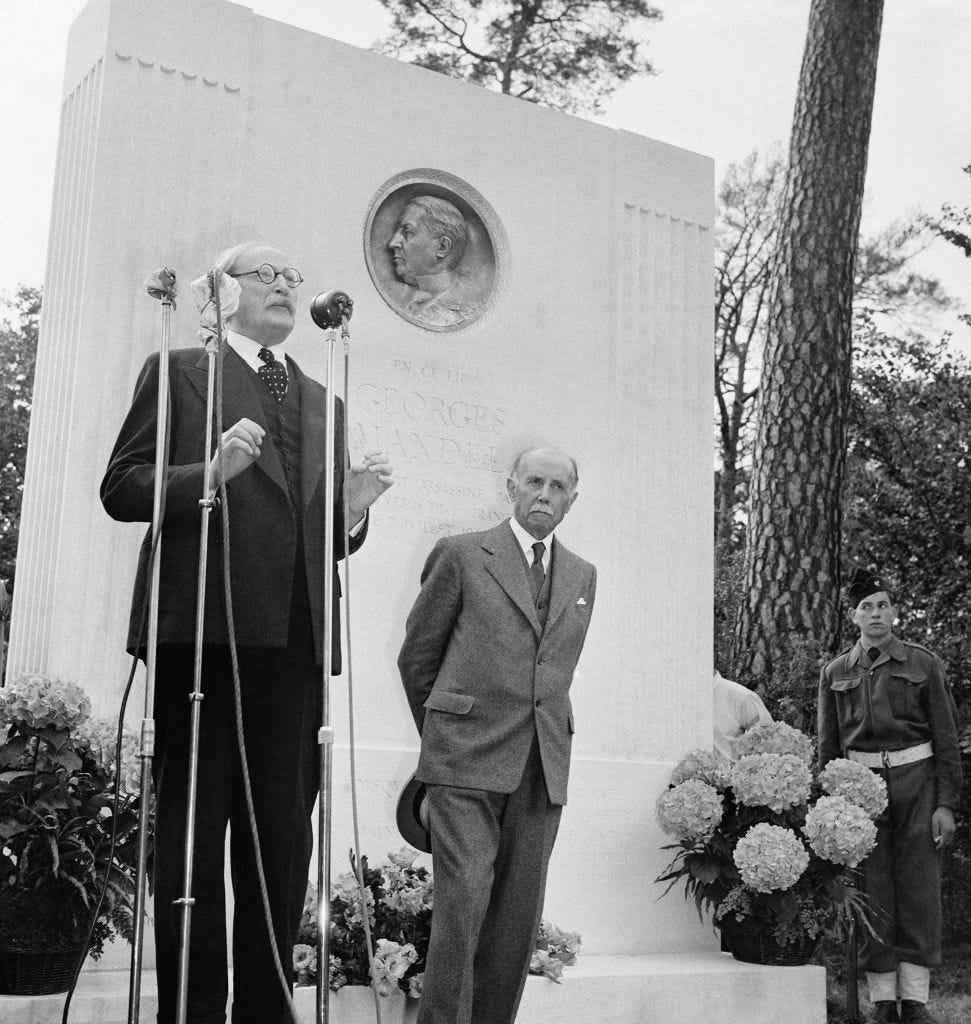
[396,772,432,854]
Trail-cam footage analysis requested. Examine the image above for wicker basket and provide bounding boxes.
[0,943,85,995]
[719,918,814,967]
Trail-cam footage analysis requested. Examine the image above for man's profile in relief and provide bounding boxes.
[387,195,483,328]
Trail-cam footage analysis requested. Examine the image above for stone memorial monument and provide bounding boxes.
[5,1,824,1021]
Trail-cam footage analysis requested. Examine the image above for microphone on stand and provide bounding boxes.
[310,291,353,329]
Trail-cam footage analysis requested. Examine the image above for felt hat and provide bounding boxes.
[846,567,892,607]
[395,773,432,854]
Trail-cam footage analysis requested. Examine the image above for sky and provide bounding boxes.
[1,0,969,326]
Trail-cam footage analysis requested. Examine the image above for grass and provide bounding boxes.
[823,943,971,1023]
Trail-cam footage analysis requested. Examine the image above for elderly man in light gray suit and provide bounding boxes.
[398,447,597,1024]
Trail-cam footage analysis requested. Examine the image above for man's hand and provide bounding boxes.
[346,449,394,521]
[932,806,956,848]
[207,418,265,490]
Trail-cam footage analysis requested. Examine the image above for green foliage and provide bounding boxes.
[374,0,662,114]
[0,698,139,957]
[0,285,40,592]
[844,332,971,702]
[297,850,432,991]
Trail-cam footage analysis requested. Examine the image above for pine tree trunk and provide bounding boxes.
[733,0,884,679]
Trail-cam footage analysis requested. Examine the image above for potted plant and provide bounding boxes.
[293,847,580,1021]
[0,674,140,995]
[655,721,885,964]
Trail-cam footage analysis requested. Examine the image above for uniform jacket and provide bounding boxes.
[100,345,365,667]
[818,636,962,808]
[397,519,597,805]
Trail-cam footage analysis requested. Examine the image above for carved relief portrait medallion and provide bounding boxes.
[364,169,507,333]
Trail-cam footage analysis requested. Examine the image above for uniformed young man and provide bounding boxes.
[818,568,962,1024]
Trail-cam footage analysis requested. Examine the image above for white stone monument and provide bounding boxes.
[6,1,825,1021]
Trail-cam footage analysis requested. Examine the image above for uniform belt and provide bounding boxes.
[846,742,933,769]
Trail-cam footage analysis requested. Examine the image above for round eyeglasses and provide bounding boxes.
[231,264,304,288]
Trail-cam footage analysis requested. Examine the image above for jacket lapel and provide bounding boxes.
[545,537,584,634]
[484,522,542,638]
[186,345,290,501]
[291,359,327,513]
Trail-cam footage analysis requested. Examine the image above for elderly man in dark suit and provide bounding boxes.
[398,447,597,1024]
[102,242,393,1024]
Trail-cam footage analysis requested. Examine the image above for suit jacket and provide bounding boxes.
[100,345,366,667]
[398,520,597,805]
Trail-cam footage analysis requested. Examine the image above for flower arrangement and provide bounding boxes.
[655,721,886,952]
[294,848,580,995]
[0,674,141,957]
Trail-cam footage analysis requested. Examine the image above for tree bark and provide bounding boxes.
[733,0,884,679]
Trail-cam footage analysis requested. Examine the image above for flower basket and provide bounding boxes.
[0,943,85,995]
[654,724,887,957]
[719,915,815,967]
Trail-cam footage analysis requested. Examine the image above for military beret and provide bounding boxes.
[846,567,893,607]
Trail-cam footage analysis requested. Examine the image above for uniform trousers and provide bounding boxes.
[418,736,562,1024]
[151,605,320,1024]
[863,758,942,973]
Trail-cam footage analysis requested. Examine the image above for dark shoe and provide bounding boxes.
[900,1001,939,1024]
[870,1002,900,1023]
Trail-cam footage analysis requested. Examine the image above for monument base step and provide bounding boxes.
[0,952,826,1024]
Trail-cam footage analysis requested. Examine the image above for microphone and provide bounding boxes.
[145,267,177,303]
[310,291,353,330]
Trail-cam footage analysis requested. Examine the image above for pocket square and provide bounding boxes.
[576,596,587,606]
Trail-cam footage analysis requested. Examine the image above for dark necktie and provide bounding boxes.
[258,347,287,402]
[529,541,546,605]
[867,647,881,667]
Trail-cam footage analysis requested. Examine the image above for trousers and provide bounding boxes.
[417,736,562,1024]
[862,758,942,972]
[151,624,320,1024]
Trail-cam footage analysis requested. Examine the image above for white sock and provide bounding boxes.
[866,971,898,1003]
[899,962,930,1003]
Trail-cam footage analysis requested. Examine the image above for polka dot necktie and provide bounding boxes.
[258,347,288,402]
[529,541,546,605]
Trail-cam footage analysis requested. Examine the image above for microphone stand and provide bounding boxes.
[174,271,224,1024]
[309,291,353,1024]
[129,268,176,1024]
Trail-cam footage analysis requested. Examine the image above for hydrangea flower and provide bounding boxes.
[819,758,888,819]
[735,721,814,764]
[0,674,91,732]
[530,948,566,982]
[730,753,812,812]
[388,846,420,869]
[75,716,143,795]
[332,870,375,927]
[382,882,428,916]
[293,943,317,977]
[670,749,732,789]
[803,794,878,867]
[370,939,418,996]
[733,823,809,892]
[655,779,723,840]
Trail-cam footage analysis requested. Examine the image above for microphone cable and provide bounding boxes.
[60,368,173,1024]
[338,335,383,1021]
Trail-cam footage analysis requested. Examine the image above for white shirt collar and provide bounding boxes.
[226,329,289,374]
[507,516,553,571]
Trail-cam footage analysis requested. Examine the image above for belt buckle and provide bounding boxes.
[881,749,891,769]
